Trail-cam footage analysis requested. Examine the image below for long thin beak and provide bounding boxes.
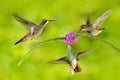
[48,20,56,22]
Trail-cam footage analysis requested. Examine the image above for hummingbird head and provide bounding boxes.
[80,24,88,31]
[40,19,48,25]
[40,19,55,26]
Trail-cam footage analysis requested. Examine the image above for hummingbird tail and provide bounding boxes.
[14,36,27,45]
[14,39,23,45]
[74,64,81,73]
[14,33,31,45]
[70,64,81,75]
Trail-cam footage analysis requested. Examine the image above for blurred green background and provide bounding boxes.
[0,0,120,80]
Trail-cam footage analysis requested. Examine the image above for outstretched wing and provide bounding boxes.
[75,49,94,61]
[48,57,67,64]
[13,14,36,33]
[86,15,91,26]
[92,9,112,29]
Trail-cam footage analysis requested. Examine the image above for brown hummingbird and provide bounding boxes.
[49,45,94,75]
[13,14,55,45]
[79,9,112,36]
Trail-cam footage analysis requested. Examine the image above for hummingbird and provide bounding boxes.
[49,45,94,75]
[79,9,112,36]
[13,14,55,45]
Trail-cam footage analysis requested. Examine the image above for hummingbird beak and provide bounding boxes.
[79,28,82,32]
[48,20,56,22]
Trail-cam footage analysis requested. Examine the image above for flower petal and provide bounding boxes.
[64,32,79,45]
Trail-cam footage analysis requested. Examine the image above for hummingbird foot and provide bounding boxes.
[99,27,105,30]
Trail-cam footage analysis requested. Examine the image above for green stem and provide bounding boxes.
[17,37,65,66]
[81,34,120,52]
[95,36,120,52]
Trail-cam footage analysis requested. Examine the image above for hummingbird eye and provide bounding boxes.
[80,25,85,29]
[81,26,84,29]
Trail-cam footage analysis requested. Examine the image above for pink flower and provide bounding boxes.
[64,32,79,45]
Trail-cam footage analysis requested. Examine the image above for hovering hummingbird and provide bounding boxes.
[79,9,112,36]
[13,14,55,45]
[49,45,94,75]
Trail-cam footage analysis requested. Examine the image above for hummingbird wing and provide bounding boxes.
[48,57,67,64]
[75,49,94,61]
[13,14,36,34]
[92,9,112,29]
[86,15,91,26]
